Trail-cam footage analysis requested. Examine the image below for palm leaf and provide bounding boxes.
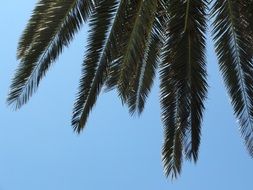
[105,0,146,92]
[8,0,94,109]
[212,0,253,157]
[17,0,54,59]
[160,0,208,177]
[117,0,159,103]
[124,0,159,114]
[132,31,161,114]
[72,0,118,133]
[160,68,182,178]
[162,120,183,179]
[238,1,253,54]
[127,9,167,114]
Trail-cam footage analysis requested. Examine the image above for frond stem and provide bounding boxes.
[184,0,191,32]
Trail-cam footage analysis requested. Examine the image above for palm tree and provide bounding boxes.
[8,0,253,178]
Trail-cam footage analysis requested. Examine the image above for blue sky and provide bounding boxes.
[0,1,252,190]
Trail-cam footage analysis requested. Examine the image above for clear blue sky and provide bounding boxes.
[0,1,252,190]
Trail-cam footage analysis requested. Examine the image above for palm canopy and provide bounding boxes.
[8,0,253,178]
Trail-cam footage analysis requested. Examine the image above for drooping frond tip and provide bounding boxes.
[72,0,118,133]
[8,0,95,109]
[160,0,208,178]
[212,0,253,157]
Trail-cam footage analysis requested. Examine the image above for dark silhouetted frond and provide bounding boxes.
[8,0,94,109]
[127,9,167,115]
[117,0,158,103]
[72,0,118,133]
[123,0,159,114]
[160,0,208,178]
[134,31,161,114]
[212,0,253,157]
[17,0,54,59]
[105,0,147,92]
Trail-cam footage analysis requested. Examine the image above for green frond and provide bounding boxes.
[17,0,54,59]
[212,0,253,157]
[160,0,208,177]
[135,3,168,114]
[162,122,183,179]
[238,1,253,54]
[72,0,118,133]
[160,66,182,178]
[104,0,145,92]
[134,32,161,114]
[8,0,94,109]
[127,12,166,114]
[123,0,158,114]
[183,1,208,161]
[117,0,158,103]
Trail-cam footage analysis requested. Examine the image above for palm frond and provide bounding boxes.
[133,31,161,114]
[104,0,146,92]
[123,0,159,114]
[127,11,167,114]
[72,0,118,133]
[8,0,94,109]
[212,0,253,157]
[183,1,208,161]
[117,0,158,103]
[160,0,208,177]
[160,66,182,178]
[17,0,54,59]
[162,120,183,179]
[238,1,253,55]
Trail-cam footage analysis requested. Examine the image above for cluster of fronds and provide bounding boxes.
[8,0,253,178]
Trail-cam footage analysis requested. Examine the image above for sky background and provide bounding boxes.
[0,1,253,190]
